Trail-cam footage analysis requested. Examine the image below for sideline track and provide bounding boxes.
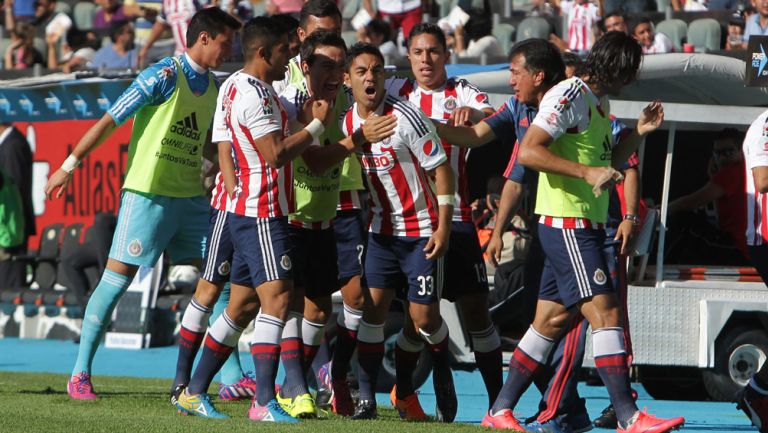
[0,338,756,431]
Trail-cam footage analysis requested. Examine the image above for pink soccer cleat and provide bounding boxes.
[68,372,98,400]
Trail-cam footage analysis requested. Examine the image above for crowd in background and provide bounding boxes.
[0,0,762,73]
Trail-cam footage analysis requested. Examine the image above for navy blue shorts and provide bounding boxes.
[201,208,234,284]
[538,223,613,308]
[442,221,489,302]
[229,214,293,288]
[364,233,443,305]
[333,209,367,281]
[290,225,339,299]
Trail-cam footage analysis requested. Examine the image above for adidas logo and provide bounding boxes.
[170,112,201,140]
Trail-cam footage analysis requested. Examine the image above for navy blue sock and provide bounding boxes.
[187,312,243,395]
[356,320,384,402]
[491,327,553,414]
[251,314,285,405]
[593,328,638,427]
[173,298,211,387]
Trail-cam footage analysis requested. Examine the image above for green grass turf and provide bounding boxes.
[0,372,482,433]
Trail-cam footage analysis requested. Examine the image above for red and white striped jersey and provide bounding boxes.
[338,189,363,211]
[210,81,233,212]
[218,70,293,218]
[342,94,447,237]
[159,0,206,56]
[387,76,492,223]
[744,109,768,246]
[567,2,599,52]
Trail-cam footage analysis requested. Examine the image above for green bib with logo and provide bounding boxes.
[288,57,363,194]
[122,57,216,197]
[291,80,349,224]
[535,79,613,223]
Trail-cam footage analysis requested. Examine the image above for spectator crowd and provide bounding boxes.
[0,0,761,73]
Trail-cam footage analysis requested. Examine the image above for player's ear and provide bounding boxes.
[301,59,310,75]
[256,45,266,61]
[198,31,210,47]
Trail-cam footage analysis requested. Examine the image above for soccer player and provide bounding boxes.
[275,29,396,418]
[43,7,241,401]
[385,22,501,421]
[341,42,455,420]
[174,17,369,422]
[738,108,768,433]
[480,32,682,433]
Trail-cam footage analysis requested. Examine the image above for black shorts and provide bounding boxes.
[333,209,367,281]
[291,225,340,299]
[442,221,490,302]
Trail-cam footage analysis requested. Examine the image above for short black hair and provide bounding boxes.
[241,16,288,62]
[109,19,131,43]
[407,22,446,50]
[509,38,565,88]
[584,31,642,87]
[299,0,342,30]
[630,16,653,35]
[367,19,393,44]
[272,13,300,34]
[346,42,384,71]
[465,9,492,41]
[561,51,585,76]
[185,7,241,49]
[300,28,347,67]
[604,11,628,23]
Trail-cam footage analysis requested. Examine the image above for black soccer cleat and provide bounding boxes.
[170,384,186,407]
[351,399,378,420]
[434,377,458,422]
[593,403,618,429]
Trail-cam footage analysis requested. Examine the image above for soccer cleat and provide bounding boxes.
[248,398,299,423]
[174,391,229,419]
[481,409,527,431]
[434,373,458,423]
[351,399,378,420]
[315,362,333,408]
[68,372,97,400]
[170,384,185,406]
[219,373,257,401]
[593,404,617,428]
[566,411,594,433]
[617,409,684,433]
[738,384,768,433]
[276,391,317,419]
[391,389,428,421]
[525,418,572,433]
[331,379,354,416]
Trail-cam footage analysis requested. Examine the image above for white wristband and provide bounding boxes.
[437,194,455,207]
[61,154,80,173]
[304,118,325,140]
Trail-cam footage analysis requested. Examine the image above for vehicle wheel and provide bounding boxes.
[639,366,708,400]
[703,327,768,401]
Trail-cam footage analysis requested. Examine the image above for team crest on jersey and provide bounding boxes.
[443,97,457,112]
[593,268,607,285]
[381,136,392,145]
[263,97,274,115]
[423,140,439,157]
[280,255,292,271]
[218,261,231,276]
[519,117,529,127]
[128,239,142,257]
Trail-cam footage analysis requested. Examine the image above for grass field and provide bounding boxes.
[0,372,483,433]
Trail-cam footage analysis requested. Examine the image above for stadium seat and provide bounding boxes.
[55,223,83,290]
[54,1,71,15]
[74,1,96,30]
[10,223,64,291]
[341,30,359,49]
[515,16,550,42]
[655,18,687,52]
[687,18,721,52]
[0,38,11,70]
[493,22,515,56]
[341,0,360,20]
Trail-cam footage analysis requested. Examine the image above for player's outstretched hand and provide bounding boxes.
[424,227,450,260]
[362,113,396,143]
[44,168,72,200]
[486,233,504,267]
[614,219,637,255]
[585,166,623,197]
[637,100,664,136]
[450,107,475,126]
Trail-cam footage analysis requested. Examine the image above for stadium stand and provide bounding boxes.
[655,18,688,51]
